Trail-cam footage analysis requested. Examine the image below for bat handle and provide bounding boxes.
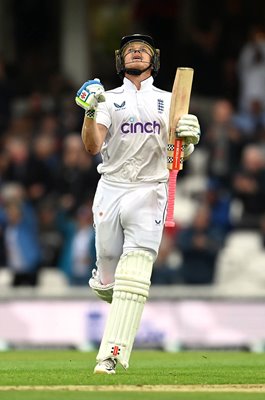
[165,169,178,227]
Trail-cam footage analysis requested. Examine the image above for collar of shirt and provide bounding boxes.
[123,76,154,92]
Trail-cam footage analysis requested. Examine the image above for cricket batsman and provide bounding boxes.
[75,34,201,374]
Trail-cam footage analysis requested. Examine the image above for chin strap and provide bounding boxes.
[124,64,152,76]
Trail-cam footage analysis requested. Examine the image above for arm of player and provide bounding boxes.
[76,78,108,154]
[81,119,108,155]
[176,114,201,159]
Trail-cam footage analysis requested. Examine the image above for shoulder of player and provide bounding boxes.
[152,86,171,97]
[105,86,125,96]
[152,85,170,93]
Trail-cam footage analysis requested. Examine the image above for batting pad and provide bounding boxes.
[96,250,153,368]
[89,269,114,304]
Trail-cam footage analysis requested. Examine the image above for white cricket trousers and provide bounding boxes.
[92,177,168,285]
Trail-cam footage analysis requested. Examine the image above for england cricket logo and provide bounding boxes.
[157,99,164,113]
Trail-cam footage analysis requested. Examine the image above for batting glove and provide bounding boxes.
[183,143,194,160]
[75,78,105,119]
[176,114,201,145]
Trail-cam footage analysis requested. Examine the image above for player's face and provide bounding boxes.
[123,42,153,70]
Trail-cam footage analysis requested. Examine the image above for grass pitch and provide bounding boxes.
[0,350,264,400]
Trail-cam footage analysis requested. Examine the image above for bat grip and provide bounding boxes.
[165,169,178,227]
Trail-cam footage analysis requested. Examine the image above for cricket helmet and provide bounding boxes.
[115,34,160,78]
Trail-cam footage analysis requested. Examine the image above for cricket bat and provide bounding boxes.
[165,67,194,227]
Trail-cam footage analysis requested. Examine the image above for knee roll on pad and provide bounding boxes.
[96,250,153,369]
[114,250,153,297]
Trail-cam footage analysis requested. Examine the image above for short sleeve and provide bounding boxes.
[96,100,112,128]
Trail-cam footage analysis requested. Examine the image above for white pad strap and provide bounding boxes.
[96,250,153,368]
[89,269,114,304]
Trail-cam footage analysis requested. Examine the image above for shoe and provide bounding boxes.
[94,358,117,375]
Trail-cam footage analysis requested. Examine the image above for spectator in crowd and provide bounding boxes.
[35,112,61,138]
[26,92,55,133]
[32,133,60,173]
[233,25,265,139]
[237,25,265,114]
[57,202,96,286]
[3,135,54,204]
[0,182,41,282]
[202,99,243,189]
[54,133,100,213]
[3,199,42,286]
[175,204,226,284]
[231,143,265,229]
[233,98,265,140]
[37,198,63,268]
[0,182,38,234]
[203,178,233,235]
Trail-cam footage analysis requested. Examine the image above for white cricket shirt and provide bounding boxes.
[96,76,171,183]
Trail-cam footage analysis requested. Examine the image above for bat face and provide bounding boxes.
[167,67,194,171]
[165,67,194,228]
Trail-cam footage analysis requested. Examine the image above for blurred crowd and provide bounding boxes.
[0,63,100,286]
[0,17,265,288]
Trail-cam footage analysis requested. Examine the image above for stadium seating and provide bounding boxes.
[215,230,265,290]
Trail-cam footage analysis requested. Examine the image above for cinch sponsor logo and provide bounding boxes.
[121,120,160,135]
